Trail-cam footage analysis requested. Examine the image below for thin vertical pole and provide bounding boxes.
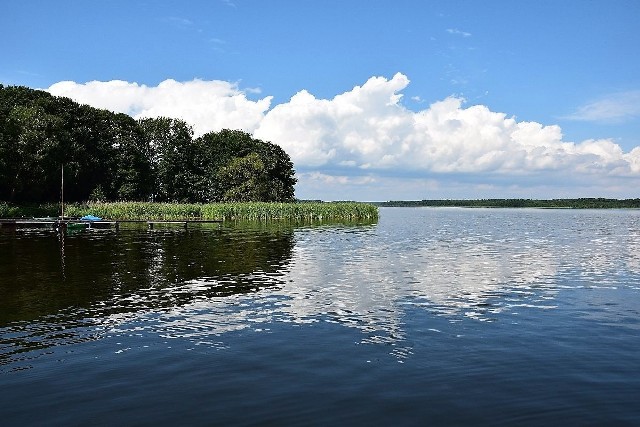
[61,164,64,219]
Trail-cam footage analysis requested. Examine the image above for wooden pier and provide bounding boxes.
[0,218,222,231]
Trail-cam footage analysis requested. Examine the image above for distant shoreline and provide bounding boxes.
[372,198,640,209]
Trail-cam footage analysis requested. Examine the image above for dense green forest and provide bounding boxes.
[0,84,296,203]
[376,199,640,209]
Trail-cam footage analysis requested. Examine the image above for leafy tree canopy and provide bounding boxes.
[0,85,297,203]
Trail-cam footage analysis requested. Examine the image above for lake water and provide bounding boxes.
[1,207,640,426]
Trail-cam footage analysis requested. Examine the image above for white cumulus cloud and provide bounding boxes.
[48,79,272,135]
[46,74,640,199]
[255,73,640,178]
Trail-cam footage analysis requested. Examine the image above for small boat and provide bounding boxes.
[66,222,87,230]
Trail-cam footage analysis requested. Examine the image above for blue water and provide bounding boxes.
[1,208,640,425]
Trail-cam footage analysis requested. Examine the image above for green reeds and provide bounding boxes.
[65,202,203,221]
[60,201,378,222]
[0,202,60,218]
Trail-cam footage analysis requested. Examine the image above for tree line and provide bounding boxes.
[377,199,640,209]
[0,84,296,203]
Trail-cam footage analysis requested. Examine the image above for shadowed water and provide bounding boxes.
[1,208,639,425]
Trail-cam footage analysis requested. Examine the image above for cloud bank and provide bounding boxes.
[47,74,640,200]
[48,79,271,135]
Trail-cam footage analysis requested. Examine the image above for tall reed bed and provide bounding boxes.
[61,201,378,222]
[65,202,202,220]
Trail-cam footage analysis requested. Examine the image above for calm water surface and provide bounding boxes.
[1,208,640,426]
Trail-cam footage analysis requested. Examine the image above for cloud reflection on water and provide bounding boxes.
[148,208,640,353]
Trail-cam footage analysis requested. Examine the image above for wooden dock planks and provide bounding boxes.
[0,218,222,231]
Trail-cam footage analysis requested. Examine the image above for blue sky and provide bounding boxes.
[3,0,640,200]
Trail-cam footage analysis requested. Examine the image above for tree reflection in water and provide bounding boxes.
[0,222,298,364]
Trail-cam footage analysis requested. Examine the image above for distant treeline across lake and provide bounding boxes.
[375,198,640,209]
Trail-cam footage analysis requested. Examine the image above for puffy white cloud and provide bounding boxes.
[255,73,640,179]
[47,79,271,135]
[47,74,640,199]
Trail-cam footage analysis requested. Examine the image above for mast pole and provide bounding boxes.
[61,164,64,219]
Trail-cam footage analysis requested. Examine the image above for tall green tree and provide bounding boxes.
[139,117,206,202]
[3,104,64,202]
[216,153,270,202]
[197,129,297,202]
[112,113,153,200]
[0,86,55,201]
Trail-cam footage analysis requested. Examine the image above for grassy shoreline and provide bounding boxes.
[0,201,379,222]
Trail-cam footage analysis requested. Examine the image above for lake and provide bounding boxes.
[1,207,639,426]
